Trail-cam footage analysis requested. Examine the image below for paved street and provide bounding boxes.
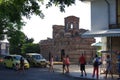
[54,64,119,80]
[0,65,79,80]
[0,64,119,80]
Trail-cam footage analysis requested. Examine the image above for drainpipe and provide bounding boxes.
[104,0,112,59]
[105,0,110,25]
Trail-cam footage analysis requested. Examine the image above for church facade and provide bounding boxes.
[39,16,96,63]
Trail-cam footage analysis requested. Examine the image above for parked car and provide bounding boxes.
[26,53,48,67]
[3,54,30,70]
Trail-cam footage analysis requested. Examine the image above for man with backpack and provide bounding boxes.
[92,55,101,79]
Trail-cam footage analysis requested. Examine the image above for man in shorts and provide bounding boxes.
[79,53,87,77]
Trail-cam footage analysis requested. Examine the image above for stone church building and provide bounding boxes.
[39,16,96,63]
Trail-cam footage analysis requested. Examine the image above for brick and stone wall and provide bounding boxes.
[40,16,96,63]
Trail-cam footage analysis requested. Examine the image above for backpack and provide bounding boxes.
[93,58,99,67]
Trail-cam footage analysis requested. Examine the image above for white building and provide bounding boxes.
[0,36,9,55]
[81,0,120,52]
[80,0,120,73]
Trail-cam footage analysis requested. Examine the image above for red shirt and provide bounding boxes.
[79,56,86,64]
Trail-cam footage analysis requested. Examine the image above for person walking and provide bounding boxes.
[65,55,70,73]
[62,55,66,74]
[49,55,54,72]
[105,54,113,79]
[79,53,87,77]
[92,54,100,79]
[20,57,24,72]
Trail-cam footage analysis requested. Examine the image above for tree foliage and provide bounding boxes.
[7,29,26,54]
[0,0,76,54]
[21,43,40,54]
[7,29,39,55]
[0,0,76,33]
[0,0,44,39]
[46,0,75,12]
[0,0,76,38]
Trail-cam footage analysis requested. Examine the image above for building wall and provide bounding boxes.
[0,42,9,55]
[91,0,116,31]
[81,0,120,74]
[91,0,119,74]
[40,16,96,63]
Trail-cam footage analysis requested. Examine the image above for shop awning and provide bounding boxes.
[91,42,102,46]
[81,29,120,38]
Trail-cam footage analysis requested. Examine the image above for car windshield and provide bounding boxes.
[32,55,43,60]
[13,55,22,60]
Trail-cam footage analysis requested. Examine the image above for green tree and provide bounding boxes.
[0,0,44,39]
[7,29,26,54]
[46,0,75,12]
[0,0,76,55]
[21,43,40,54]
[7,26,37,55]
[21,36,41,54]
[7,26,40,55]
[25,37,34,44]
[0,0,76,38]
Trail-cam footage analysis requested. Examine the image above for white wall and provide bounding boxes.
[91,0,108,31]
[91,0,116,31]
[79,2,91,30]
[109,0,116,24]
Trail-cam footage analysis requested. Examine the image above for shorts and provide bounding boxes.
[80,64,85,71]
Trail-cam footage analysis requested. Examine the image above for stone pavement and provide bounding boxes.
[67,65,119,80]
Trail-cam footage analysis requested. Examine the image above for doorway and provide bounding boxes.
[61,49,65,61]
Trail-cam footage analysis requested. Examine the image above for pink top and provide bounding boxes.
[66,57,70,65]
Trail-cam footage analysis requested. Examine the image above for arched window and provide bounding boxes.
[70,23,74,29]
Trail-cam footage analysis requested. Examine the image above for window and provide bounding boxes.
[13,56,21,60]
[70,24,74,29]
[32,55,43,59]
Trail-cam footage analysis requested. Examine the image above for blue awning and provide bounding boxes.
[81,29,120,38]
[91,42,102,46]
